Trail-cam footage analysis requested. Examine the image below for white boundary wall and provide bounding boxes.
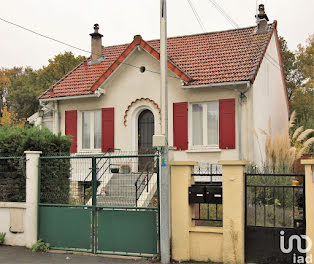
[0,151,41,248]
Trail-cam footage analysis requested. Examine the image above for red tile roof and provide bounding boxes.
[39,22,277,99]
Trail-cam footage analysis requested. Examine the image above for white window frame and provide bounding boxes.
[188,102,220,152]
[77,110,102,153]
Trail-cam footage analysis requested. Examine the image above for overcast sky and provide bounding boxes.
[0,0,313,69]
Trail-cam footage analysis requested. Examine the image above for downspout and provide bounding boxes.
[54,101,60,134]
[238,95,242,160]
[238,82,251,160]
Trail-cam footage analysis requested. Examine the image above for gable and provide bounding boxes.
[90,35,192,92]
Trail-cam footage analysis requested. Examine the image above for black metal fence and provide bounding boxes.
[245,171,306,263]
[191,163,223,227]
[0,156,26,202]
[245,173,305,228]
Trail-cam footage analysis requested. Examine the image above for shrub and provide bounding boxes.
[31,239,50,252]
[253,111,313,173]
[0,125,72,203]
[0,232,6,244]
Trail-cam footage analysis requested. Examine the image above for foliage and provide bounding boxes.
[0,125,72,203]
[279,34,313,98]
[253,111,314,173]
[0,67,22,111]
[295,34,314,89]
[278,37,302,100]
[279,35,314,148]
[31,239,50,252]
[36,52,85,91]
[1,52,85,119]
[0,232,6,244]
[0,106,25,127]
[6,67,40,119]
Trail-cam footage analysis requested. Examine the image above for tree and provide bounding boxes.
[290,88,314,140]
[0,106,25,127]
[280,35,313,153]
[36,52,85,91]
[295,34,314,89]
[4,52,85,119]
[278,37,302,100]
[0,67,22,111]
[6,67,40,119]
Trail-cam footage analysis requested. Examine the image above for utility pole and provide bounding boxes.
[160,0,170,263]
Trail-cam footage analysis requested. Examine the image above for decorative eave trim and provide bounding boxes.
[90,35,192,92]
[39,92,102,102]
[123,98,161,126]
[182,80,250,89]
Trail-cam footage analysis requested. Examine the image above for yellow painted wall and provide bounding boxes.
[189,227,223,262]
[170,161,247,263]
[219,161,247,264]
[170,161,195,261]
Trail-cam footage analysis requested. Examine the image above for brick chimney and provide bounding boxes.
[90,24,103,61]
[255,4,269,34]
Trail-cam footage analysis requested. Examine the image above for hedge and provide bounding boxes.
[0,125,72,203]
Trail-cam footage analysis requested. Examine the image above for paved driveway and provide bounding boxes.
[0,246,154,264]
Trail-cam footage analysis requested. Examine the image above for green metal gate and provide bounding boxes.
[38,153,160,257]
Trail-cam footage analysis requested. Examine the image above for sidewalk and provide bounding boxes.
[0,246,154,264]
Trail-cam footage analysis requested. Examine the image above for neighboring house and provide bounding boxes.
[36,12,289,166]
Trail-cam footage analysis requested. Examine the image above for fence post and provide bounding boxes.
[219,160,248,264]
[24,151,42,248]
[301,159,314,260]
[170,161,197,261]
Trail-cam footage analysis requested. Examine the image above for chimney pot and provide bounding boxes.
[257,4,269,21]
[254,4,269,34]
[90,24,103,61]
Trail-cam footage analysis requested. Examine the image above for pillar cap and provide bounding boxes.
[24,151,42,154]
[301,159,314,165]
[218,160,248,166]
[170,161,198,166]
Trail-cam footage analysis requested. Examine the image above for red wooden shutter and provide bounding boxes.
[219,99,235,149]
[102,108,114,152]
[173,102,188,150]
[65,110,77,153]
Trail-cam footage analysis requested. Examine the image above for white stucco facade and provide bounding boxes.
[251,30,289,165]
[40,30,288,165]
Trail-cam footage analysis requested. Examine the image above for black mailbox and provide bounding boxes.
[205,186,222,204]
[189,185,205,204]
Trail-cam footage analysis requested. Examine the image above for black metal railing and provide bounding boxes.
[135,160,155,207]
[83,148,121,182]
[192,163,222,185]
[193,203,223,223]
[245,173,305,228]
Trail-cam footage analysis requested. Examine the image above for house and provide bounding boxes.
[36,9,289,167]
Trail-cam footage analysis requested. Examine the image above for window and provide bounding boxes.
[80,110,101,150]
[190,102,218,148]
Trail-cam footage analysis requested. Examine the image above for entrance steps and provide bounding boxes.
[87,172,156,207]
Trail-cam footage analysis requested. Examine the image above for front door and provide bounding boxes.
[138,110,154,171]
